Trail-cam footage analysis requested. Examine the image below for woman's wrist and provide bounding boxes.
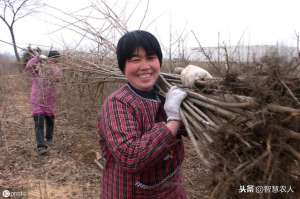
[166,120,181,137]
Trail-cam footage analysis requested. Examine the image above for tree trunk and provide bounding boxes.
[9,26,20,62]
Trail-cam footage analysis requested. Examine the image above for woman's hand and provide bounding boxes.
[164,86,187,121]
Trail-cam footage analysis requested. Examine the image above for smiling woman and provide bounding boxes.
[116,30,163,91]
[97,30,188,199]
[124,48,161,91]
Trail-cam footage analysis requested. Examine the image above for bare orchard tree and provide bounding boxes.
[0,0,42,62]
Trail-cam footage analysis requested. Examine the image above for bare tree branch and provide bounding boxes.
[98,0,127,33]
[138,0,149,29]
[191,30,220,74]
[125,0,142,24]
[0,0,42,62]
[44,4,116,51]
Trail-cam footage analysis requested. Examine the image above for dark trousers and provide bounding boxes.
[33,115,54,148]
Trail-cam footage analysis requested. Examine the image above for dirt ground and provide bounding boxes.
[0,74,101,198]
[0,73,211,199]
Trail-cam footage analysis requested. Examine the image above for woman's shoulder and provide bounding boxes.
[101,85,139,115]
[108,84,128,97]
[105,85,137,104]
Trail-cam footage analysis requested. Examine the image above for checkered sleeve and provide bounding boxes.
[100,96,177,173]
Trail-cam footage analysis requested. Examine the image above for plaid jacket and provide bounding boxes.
[98,84,186,199]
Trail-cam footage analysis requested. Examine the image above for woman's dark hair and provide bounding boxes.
[116,30,162,73]
[48,50,60,58]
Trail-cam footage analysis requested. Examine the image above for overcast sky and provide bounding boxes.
[1,0,300,54]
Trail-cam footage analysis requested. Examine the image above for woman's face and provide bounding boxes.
[124,48,161,91]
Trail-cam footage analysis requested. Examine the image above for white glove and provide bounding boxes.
[164,86,187,121]
[181,65,213,87]
[39,54,48,60]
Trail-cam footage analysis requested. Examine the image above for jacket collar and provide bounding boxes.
[127,83,159,100]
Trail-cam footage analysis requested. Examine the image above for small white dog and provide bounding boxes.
[174,65,213,87]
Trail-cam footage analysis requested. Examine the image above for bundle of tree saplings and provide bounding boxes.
[159,56,300,199]
[158,70,300,199]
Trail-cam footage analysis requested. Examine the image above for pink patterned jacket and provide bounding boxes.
[25,56,62,116]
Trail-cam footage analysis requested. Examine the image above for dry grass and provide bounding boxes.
[0,67,102,198]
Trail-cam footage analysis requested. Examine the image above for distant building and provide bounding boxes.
[190,45,298,62]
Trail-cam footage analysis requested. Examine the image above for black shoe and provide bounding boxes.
[37,147,48,155]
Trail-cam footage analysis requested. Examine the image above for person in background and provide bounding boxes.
[97,30,188,199]
[25,50,63,155]
[174,64,213,88]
